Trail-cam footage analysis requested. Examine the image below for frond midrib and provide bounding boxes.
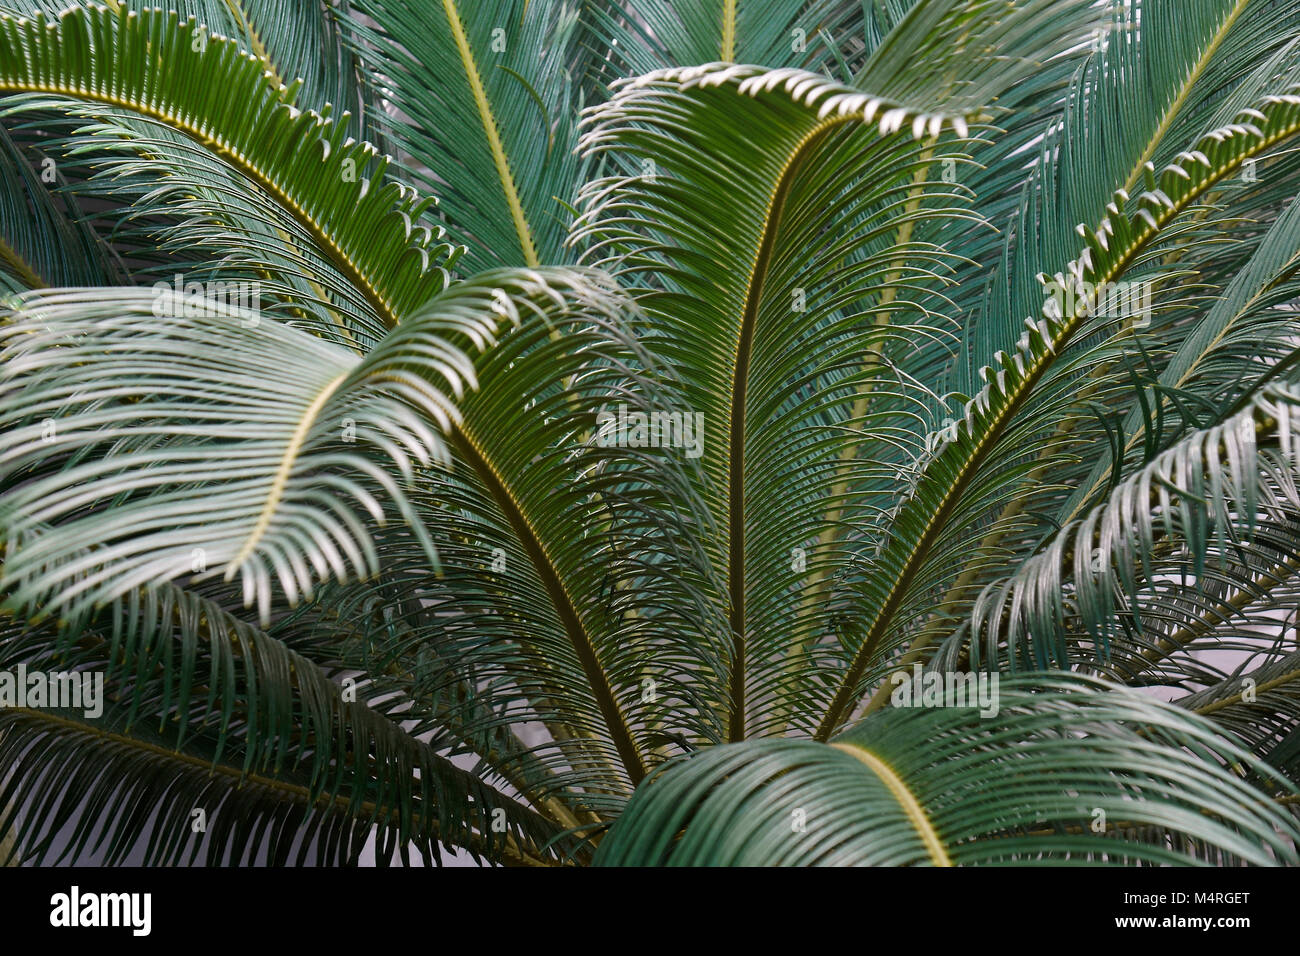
[0,79,402,328]
[831,741,952,866]
[1120,0,1250,196]
[725,123,836,742]
[441,0,540,268]
[229,370,349,572]
[0,235,44,291]
[721,0,737,61]
[1197,666,1300,717]
[451,427,648,786]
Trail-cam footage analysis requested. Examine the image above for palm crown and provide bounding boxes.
[3,0,1300,867]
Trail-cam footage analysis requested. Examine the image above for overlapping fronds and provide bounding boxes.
[594,675,1300,866]
[816,86,1300,739]
[572,0,1100,742]
[0,120,118,291]
[6,0,1300,868]
[293,273,729,801]
[341,0,585,272]
[0,271,614,624]
[961,383,1300,668]
[0,586,567,865]
[877,0,1300,698]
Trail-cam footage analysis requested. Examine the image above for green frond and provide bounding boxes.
[0,706,553,866]
[578,64,977,737]
[961,383,1300,669]
[571,0,1103,739]
[0,272,611,623]
[298,274,731,799]
[1061,188,1300,523]
[341,0,585,271]
[584,0,865,78]
[1183,648,1300,789]
[0,4,459,327]
[594,674,1300,866]
[0,119,119,291]
[9,0,1300,869]
[895,0,1300,679]
[2,102,390,345]
[0,587,567,865]
[818,86,1300,740]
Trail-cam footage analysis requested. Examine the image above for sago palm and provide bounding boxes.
[2,0,1300,867]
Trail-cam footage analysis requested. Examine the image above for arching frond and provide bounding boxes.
[594,674,1300,866]
[0,5,460,327]
[0,586,567,866]
[0,271,615,623]
[0,120,118,292]
[818,88,1300,739]
[341,0,585,271]
[572,0,1101,743]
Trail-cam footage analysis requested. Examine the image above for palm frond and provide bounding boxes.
[292,275,730,799]
[0,271,612,623]
[594,674,1300,866]
[572,0,1102,740]
[0,119,118,291]
[341,0,586,272]
[959,383,1300,668]
[0,5,459,327]
[818,88,1300,739]
[584,0,865,78]
[0,586,567,865]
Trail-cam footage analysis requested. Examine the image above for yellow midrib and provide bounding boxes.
[1121,0,1249,195]
[722,0,737,61]
[1198,667,1300,716]
[451,422,648,785]
[442,0,540,267]
[832,741,952,866]
[815,108,1300,741]
[222,0,287,91]
[228,371,349,572]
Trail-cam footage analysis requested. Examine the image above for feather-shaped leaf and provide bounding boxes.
[595,674,1300,866]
